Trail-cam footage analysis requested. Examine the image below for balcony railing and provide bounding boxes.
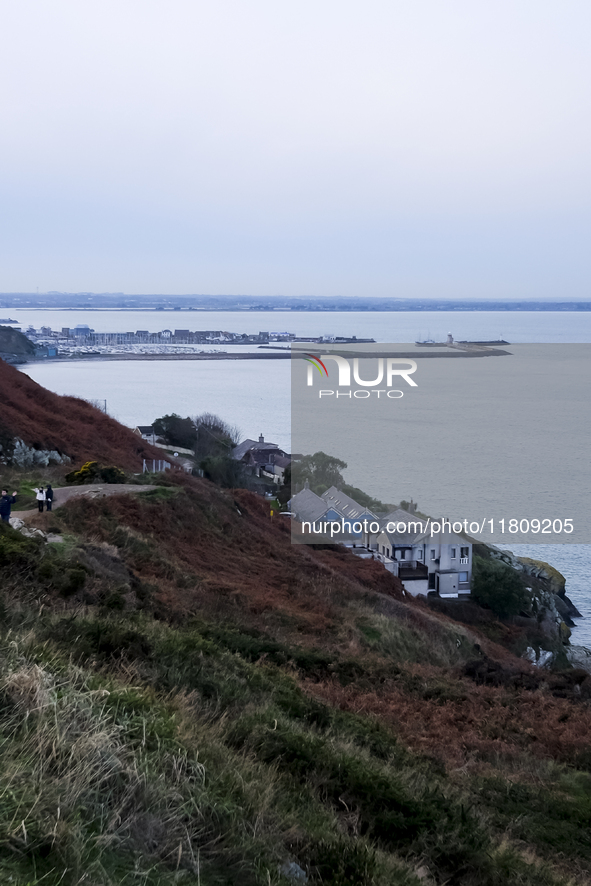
[399,561,429,579]
[460,557,469,564]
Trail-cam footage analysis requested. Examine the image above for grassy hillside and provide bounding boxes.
[0,358,161,469]
[1,471,591,885]
[0,325,36,360]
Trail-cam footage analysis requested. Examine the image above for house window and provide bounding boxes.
[400,550,406,560]
[459,572,468,582]
[430,549,436,560]
[461,547,469,558]
[451,548,456,559]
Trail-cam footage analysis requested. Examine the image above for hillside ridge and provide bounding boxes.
[2,372,591,885]
[0,358,162,469]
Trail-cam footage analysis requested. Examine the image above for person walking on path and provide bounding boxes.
[34,486,45,513]
[45,484,54,511]
[0,490,17,523]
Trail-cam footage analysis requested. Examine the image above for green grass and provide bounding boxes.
[0,631,429,886]
[0,608,579,885]
[477,769,591,862]
[1,500,589,885]
[136,486,182,502]
[348,604,477,667]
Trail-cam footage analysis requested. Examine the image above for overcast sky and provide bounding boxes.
[1,1,590,298]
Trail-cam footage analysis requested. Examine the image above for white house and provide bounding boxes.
[290,486,473,598]
[373,514,472,598]
[134,425,157,442]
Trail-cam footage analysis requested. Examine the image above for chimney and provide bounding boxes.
[259,434,264,444]
[304,479,309,489]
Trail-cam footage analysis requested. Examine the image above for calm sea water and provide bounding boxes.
[24,358,292,453]
[11,307,591,342]
[19,309,590,646]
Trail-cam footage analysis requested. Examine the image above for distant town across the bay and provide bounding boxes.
[0,292,590,311]
[0,323,375,362]
[1,322,514,362]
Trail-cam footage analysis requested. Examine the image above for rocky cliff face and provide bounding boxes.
[0,437,71,467]
[490,545,583,644]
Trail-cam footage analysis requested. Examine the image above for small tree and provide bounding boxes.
[192,413,240,461]
[152,414,197,450]
[471,555,529,618]
[277,463,291,506]
[200,454,245,488]
[292,451,347,493]
[341,484,392,513]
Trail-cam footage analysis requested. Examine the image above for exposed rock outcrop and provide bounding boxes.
[490,546,583,624]
[0,437,71,467]
[567,645,591,672]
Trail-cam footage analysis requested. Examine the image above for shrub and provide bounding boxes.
[66,461,126,484]
[60,566,87,597]
[471,555,529,617]
[0,520,42,568]
[226,716,440,848]
[98,465,126,483]
[200,454,246,488]
[37,554,88,597]
[50,618,153,661]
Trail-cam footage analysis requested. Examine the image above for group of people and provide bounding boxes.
[0,484,55,523]
[34,485,54,512]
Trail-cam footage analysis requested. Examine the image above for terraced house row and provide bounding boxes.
[290,484,472,598]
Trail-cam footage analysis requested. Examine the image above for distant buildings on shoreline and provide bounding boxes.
[18,324,373,358]
[0,293,590,312]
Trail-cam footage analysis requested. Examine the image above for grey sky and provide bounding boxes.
[1,1,590,297]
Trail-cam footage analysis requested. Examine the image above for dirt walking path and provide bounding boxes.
[10,484,156,521]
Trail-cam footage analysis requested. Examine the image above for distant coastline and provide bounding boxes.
[2,295,591,313]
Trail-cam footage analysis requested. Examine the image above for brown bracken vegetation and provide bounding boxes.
[3,407,591,884]
[52,473,591,774]
[0,358,162,469]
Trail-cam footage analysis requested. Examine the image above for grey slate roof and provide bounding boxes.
[290,488,329,523]
[321,486,376,520]
[379,528,424,545]
[413,529,471,545]
[232,438,282,461]
[381,507,421,526]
